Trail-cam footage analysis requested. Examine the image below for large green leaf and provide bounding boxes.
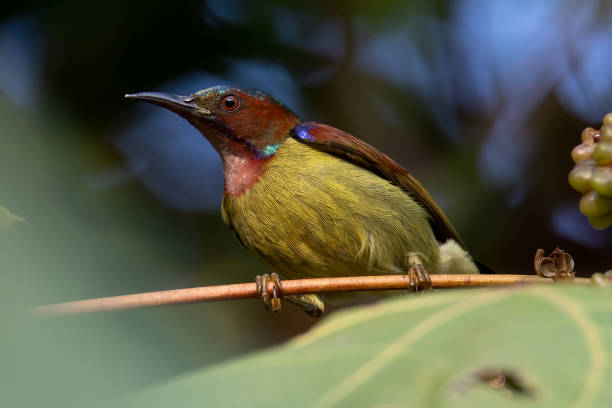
[118,285,611,408]
[0,92,314,407]
[0,205,24,230]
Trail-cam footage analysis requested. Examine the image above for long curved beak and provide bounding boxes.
[124,92,211,117]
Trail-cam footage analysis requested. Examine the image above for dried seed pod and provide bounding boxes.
[579,190,612,217]
[571,142,596,163]
[568,160,596,193]
[590,166,612,196]
[587,213,612,230]
[593,141,612,166]
[604,113,612,127]
[533,247,575,280]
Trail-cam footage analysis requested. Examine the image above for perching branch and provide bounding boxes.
[34,274,591,316]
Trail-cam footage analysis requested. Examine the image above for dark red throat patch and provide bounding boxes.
[222,151,271,196]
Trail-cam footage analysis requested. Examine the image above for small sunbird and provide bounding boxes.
[126,87,485,316]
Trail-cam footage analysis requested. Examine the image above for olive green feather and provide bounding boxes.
[222,137,444,279]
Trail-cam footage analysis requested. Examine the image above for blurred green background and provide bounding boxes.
[1,0,611,406]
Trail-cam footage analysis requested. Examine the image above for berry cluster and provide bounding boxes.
[568,113,612,229]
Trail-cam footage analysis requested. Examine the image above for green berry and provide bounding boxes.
[591,166,612,196]
[593,141,612,165]
[588,212,612,230]
[579,190,612,217]
[581,127,597,142]
[568,160,595,193]
[600,125,612,143]
[571,142,595,163]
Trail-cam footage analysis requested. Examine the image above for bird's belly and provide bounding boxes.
[221,139,439,279]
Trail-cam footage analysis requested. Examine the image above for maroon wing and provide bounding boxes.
[292,121,465,248]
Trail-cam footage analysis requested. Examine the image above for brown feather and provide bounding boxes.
[292,122,465,248]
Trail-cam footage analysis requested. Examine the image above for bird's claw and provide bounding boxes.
[255,273,283,312]
[407,264,433,292]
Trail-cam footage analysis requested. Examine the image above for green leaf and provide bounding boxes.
[0,205,25,230]
[118,286,612,407]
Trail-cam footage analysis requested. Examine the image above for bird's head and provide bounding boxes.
[125,86,300,159]
[125,86,301,195]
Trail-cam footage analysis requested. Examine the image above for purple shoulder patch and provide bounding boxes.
[293,124,316,142]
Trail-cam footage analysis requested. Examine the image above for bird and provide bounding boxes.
[125,86,484,317]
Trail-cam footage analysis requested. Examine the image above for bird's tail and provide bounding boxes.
[475,260,496,274]
[437,239,480,275]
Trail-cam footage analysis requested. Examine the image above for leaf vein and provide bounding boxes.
[310,290,512,408]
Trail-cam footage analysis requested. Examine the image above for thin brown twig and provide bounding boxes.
[33,274,591,316]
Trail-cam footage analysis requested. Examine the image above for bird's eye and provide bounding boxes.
[220,94,239,112]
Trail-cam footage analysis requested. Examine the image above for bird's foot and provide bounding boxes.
[255,273,283,312]
[406,264,433,291]
[405,254,433,292]
[287,294,325,318]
